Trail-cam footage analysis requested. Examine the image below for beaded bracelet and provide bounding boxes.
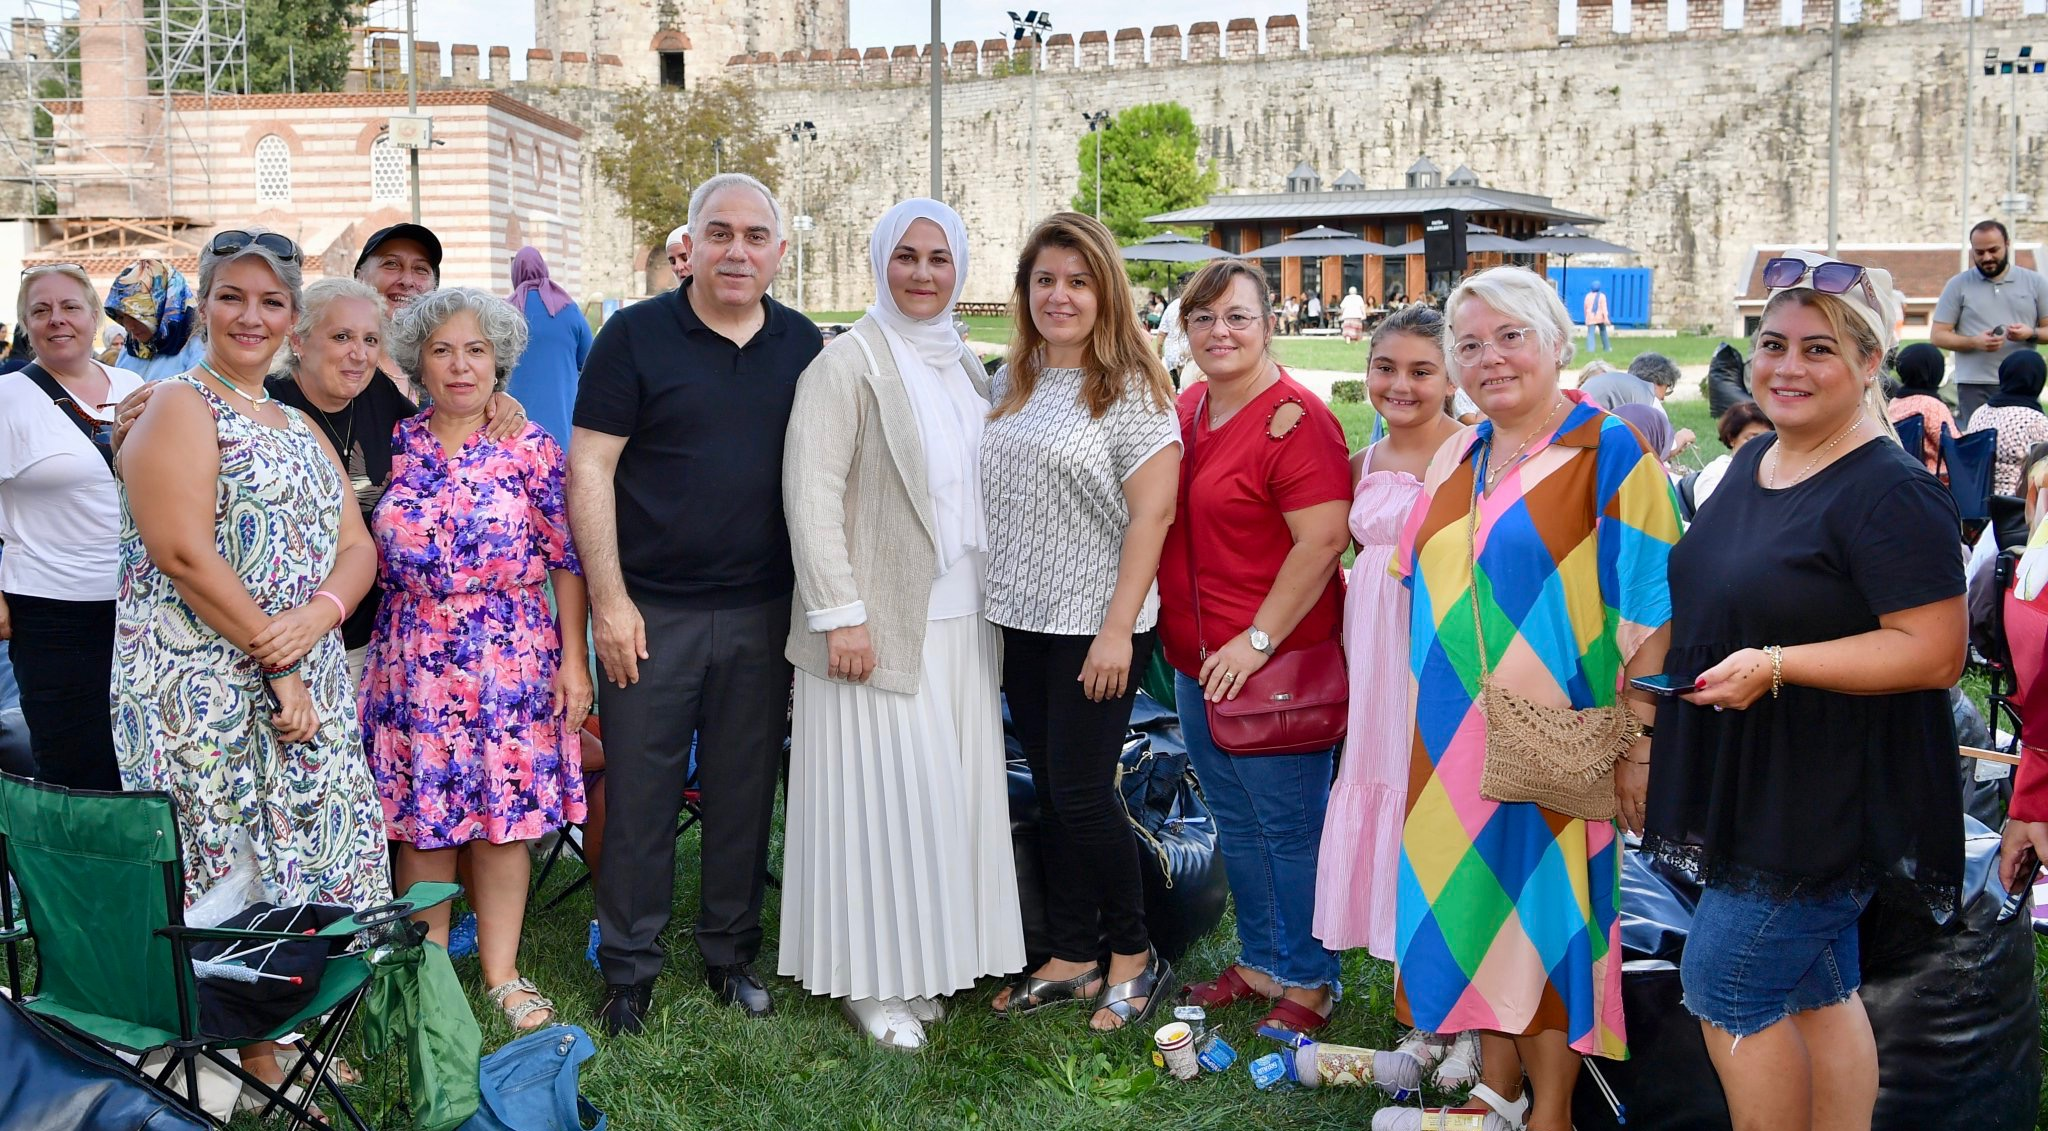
[1763,645,1784,699]
[263,659,303,681]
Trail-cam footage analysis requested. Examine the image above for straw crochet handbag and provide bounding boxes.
[1465,454,1639,821]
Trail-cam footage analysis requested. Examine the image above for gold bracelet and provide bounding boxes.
[1764,645,1784,699]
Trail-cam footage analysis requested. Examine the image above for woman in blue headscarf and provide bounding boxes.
[778,198,1023,1051]
[104,259,204,382]
[503,247,591,447]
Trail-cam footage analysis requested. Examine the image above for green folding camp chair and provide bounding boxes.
[0,771,460,1130]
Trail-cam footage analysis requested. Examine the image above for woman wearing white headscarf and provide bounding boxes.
[778,198,1024,1050]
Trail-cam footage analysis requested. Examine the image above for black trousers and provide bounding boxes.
[6,593,118,791]
[1003,627,1152,961]
[594,594,790,985]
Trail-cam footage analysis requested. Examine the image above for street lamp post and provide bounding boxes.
[788,120,816,310]
[1083,110,1110,220]
[1010,10,1051,230]
[930,0,942,199]
[1985,45,2040,222]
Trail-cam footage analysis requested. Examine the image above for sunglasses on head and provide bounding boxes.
[210,230,300,262]
[19,262,84,278]
[1762,256,1869,298]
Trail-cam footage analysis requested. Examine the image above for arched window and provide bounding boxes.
[255,134,290,204]
[370,136,406,203]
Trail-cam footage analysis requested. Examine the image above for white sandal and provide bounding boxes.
[842,997,925,1051]
[1471,1082,1531,1130]
[486,977,556,1030]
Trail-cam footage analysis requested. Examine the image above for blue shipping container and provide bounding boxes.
[1549,266,1652,329]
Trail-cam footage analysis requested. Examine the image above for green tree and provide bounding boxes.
[593,81,783,256]
[147,0,357,94]
[1070,101,1217,288]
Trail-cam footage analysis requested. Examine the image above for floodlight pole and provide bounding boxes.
[1826,0,1840,256]
[407,0,421,224]
[1965,2,1977,269]
[930,0,942,199]
[1011,12,1051,232]
[789,121,816,310]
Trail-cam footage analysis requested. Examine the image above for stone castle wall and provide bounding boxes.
[370,6,2048,326]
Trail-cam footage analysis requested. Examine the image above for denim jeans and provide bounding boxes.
[1175,672,1343,993]
[1585,323,1611,353]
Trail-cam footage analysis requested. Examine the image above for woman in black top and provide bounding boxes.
[1645,256,1965,1131]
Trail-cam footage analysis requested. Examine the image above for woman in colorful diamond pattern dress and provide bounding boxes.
[1392,267,1679,1131]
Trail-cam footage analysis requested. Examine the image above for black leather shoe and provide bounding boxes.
[706,962,774,1019]
[598,981,653,1037]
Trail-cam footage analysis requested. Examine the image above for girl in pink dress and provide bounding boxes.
[1314,305,1475,1081]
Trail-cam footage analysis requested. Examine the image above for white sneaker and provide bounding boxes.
[1394,1027,1451,1069]
[1433,1029,1483,1089]
[842,996,925,1051]
[904,995,945,1023]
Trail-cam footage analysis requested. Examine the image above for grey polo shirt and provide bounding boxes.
[1933,264,2048,385]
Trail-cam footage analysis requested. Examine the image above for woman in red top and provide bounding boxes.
[1160,258,1354,1034]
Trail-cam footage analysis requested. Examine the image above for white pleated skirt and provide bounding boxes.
[778,613,1026,1002]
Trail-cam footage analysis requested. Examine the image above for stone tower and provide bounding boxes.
[533,0,849,88]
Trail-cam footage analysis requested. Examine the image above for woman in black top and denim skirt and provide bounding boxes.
[1645,253,1965,1131]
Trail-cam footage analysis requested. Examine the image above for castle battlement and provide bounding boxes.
[384,0,2048,98]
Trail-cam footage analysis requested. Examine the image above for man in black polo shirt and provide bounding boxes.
[570,173,823,1034]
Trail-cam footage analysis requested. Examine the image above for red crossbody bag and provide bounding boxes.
[1181,388,1349,757]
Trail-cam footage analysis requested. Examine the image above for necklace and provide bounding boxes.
[199,359,271,406]
[305,395,355,460]
[1483,396,1567,491]
[1766,415,1863,489]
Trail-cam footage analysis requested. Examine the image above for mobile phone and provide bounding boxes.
[1627,673,1687,697]
[1998,848,2040,923]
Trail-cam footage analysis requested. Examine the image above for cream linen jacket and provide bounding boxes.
[782,316,991,694]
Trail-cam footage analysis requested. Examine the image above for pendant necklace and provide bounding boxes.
[198,360,271,406]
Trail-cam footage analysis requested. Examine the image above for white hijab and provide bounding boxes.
[865,198,987,576]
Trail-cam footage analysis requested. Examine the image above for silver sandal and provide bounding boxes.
[486,976,556,1030]
[1094,949,1173,1030]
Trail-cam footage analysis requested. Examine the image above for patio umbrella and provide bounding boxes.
[1120,233,1234,264]
[1521,223,1638,299]
[1235,225,1403,259]
[1383,232,1536,256]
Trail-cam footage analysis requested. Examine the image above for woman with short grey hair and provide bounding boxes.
[115,227,390,1106]
[361,286,590,1033]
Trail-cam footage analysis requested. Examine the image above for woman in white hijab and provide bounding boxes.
[778,198,1025,1049]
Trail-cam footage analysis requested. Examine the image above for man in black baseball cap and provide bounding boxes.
[354,222,442,313]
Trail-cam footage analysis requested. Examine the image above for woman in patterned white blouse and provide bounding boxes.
[982,212,1181,1030]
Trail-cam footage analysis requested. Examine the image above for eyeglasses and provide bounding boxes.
[210,230,300,262]
[19,262,83,277]
[1187,311,1262,332]
[1452,326,1537,366]
[1762,256,1877,311]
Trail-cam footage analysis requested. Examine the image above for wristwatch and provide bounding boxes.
[1248,626,1276,656]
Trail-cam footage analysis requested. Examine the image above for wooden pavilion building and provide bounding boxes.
[1146,158,1605,309]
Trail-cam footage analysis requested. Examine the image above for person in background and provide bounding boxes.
[1885,342,1956,475]
[1615,401,1677,473]
[1316,303,1477,1083]
[1931,218,2048,427]
[1647,254,1962,1131]
[104,259,205,382]
[1689,400,1773,509]
[1395,266,1676,1131]
[505,247,593,448]
[355,223,444,396]
[1306,292,1322,330]
[1161,259,1351,1037]
[1159,292,1191,388]
[0,326,35,375]
[96,327,124,366]
[363,286,589,1033]
[1627,352,1697,457]
[1340,286,1369,343]
[114,228,388,1102]
[572,173,823,1035]
[0,264,142,789]
[1967,350,2048,496]
[982,212,1179,1030]
[780,198,1022,1050]
[1580,358,1655,412]
[665,224,691,285]
[1282,293,1301,336]
[1582,279,1612,354]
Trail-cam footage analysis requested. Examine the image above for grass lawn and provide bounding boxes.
[1327,396,1728,465]
[1266,333,1744,377]
[253,821,1414,1131]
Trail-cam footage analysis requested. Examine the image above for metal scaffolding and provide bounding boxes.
[0,0,246,243]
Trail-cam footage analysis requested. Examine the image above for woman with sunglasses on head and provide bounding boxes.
[113,228,391,1101]
[1394,266,1678,1131]
[1645,253,1965,1131]
[1161,259,1353,1038]
[0,264,142,789]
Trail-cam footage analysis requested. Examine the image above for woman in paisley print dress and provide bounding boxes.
[361,286,591,1031]
[113,228,390,1096]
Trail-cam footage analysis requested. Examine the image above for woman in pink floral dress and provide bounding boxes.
[361,287,592,1032]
